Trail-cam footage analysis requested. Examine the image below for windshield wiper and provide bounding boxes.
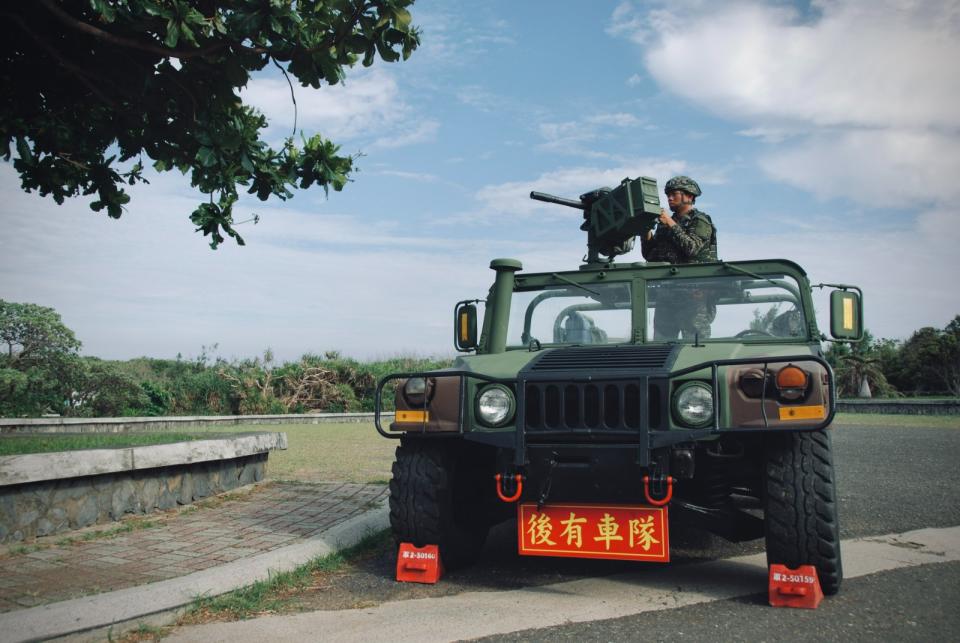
[551,273,601,297]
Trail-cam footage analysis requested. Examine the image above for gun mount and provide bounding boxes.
[530,176,662,265]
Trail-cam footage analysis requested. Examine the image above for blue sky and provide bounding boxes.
[2,0,959,361]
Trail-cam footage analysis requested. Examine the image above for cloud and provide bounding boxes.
[376,170,440,182]
[760,128,960,208]
[610,0,960,210]
[537,112,648,156]
[586,113,642,127]
[242,68,404,141]
[371,119,440,149]
[0,166,498,361]
[242,67,437,151]
[721,208,960,340]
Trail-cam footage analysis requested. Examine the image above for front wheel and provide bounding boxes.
[389,440,489,569]
[763,429,843,594]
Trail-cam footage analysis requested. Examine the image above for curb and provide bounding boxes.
[0,501,390,642]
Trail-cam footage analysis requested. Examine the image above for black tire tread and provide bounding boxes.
[764,429,843,595]
[389,441,487,569]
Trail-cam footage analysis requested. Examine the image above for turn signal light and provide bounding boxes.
[776,365,808,389]
[776,365,808,401]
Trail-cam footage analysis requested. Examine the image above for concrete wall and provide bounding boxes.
[0,433,285,543]
[0,412,393,434]
[836,399,960,415]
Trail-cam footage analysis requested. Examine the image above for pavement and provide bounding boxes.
[0,481,389,642]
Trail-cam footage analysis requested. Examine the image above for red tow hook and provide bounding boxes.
[495,473,523,503]
[643,475,674,506]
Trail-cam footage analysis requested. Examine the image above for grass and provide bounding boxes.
[54,518,159,546]
[190,422,397,483]
[833,412,960,428]
[187,528,391,620]
[0,432,203,456]
[1,516,161,558]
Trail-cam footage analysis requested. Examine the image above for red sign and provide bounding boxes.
[517,503,669,562]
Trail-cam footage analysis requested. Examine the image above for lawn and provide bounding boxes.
[0,432,203,456]
[192,422,398,484]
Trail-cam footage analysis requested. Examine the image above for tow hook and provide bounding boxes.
[643,475,674,506]
[495,473,524,503]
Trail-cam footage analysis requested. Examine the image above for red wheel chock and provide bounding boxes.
[396,543,443,584]
[495,473,523,502]
[642,475,674,506]
[768,564,823,609]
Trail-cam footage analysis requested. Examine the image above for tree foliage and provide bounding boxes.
[2,0,419,247]
[0,299,82,415]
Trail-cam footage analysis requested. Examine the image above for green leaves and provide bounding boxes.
[3,0,420,248]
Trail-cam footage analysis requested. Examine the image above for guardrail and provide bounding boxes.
[0,412,395,434]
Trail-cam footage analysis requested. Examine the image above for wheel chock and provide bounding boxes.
[396,543,443,584]
[768,564,823,609]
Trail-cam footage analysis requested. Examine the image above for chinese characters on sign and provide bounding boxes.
[518,503,669,562]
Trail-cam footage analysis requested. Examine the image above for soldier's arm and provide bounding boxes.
[667,217,712,261]
[640,230,657,259]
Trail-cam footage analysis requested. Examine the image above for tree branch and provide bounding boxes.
[36,0,232,59]
[5,11,118,109]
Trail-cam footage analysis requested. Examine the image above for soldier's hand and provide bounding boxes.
[658,208,675,227]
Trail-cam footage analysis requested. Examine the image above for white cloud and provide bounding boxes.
[760,128,960,208]
[371,119,440,149]
[721,209,960,340]
[377,170,440,182]
[242,68,404,141]
[611,0,960,211]
[0,167,495,361]
[537,112,647,156]
[586,113,642,127]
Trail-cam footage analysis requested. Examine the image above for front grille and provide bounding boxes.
[525,380,664,432]
[530,345,676,372]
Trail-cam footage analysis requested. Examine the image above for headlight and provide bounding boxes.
[404,377,427,396]
[476,384,515,427]
[672,382,714,428]
[402,377,431,406]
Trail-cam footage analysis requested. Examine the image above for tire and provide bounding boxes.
[389,440,489,569]
[763,429,843,595]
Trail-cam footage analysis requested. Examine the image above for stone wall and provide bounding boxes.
[0,412,394,434]
[836,399,960,415]
[0,453,266,543]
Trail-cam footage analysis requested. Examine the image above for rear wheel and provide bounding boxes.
[389,440,489,569]
[763,429,843,594]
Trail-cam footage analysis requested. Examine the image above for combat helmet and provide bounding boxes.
[664,176,701,198]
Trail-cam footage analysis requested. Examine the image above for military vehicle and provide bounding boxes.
[375,177,862,594]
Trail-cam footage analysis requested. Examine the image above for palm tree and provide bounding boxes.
[835,355,898,398]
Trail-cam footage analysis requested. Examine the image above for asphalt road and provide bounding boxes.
[169,422,960,641]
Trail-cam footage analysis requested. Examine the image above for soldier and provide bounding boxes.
[640,176,718,340]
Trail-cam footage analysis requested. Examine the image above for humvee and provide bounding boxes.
[375,177,862,594]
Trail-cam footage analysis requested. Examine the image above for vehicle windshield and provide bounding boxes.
[645,274,807,342]
[507,282,632,348]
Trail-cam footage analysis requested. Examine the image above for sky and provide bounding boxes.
[2,0,959,362]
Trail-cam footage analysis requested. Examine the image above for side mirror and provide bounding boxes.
[829,289,863,340]
[455,302,478,351]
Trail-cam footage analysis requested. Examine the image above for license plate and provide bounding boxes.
[518,503,669,562]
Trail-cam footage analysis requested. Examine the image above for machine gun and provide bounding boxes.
[531,176,661,264]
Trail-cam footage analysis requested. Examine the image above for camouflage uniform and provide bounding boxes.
[640,208,718,340]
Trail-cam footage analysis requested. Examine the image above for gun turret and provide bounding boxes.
[530,176,662,265]
[529,191,585,210]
